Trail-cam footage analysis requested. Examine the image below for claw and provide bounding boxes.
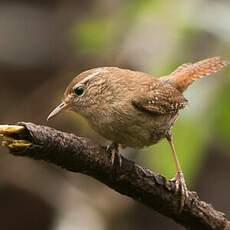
[106,143,122,167]
[111,147,115,166]
[170,171,189,213]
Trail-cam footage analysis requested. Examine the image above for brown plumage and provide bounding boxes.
[47,56,229,212]
[160,56,229,92]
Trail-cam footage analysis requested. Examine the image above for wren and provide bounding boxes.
[47,56,229,211]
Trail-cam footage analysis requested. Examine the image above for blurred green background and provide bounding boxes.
[0,0,230,229]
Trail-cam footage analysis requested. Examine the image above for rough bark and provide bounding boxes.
[1,122,230,230]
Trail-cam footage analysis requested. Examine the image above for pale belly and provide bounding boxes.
[89,112,179,148]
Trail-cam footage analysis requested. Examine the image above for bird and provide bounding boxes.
[47,56,229,211]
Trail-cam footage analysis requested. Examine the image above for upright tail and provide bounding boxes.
[160,57,229,92]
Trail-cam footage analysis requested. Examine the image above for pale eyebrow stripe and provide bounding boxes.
[79,69,108,85]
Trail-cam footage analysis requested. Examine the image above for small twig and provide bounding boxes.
[0,122,229,230]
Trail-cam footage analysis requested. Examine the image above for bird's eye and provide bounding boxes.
[74,86,84,96]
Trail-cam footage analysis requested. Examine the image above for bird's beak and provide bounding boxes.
[47,102,69,121]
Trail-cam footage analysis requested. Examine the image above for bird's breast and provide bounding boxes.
[87,106,179,148]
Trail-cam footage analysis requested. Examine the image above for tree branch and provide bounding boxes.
[0,122,229,230]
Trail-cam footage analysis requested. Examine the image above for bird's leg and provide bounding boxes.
[106,143,122,167]
[166,134,189,212]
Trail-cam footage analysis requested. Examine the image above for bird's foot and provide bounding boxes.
[106,143,122,167]
[170,171,189,213]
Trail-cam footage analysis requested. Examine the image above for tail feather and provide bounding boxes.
[160,57,229,92]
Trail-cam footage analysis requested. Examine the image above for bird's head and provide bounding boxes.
[47,67,111,121]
